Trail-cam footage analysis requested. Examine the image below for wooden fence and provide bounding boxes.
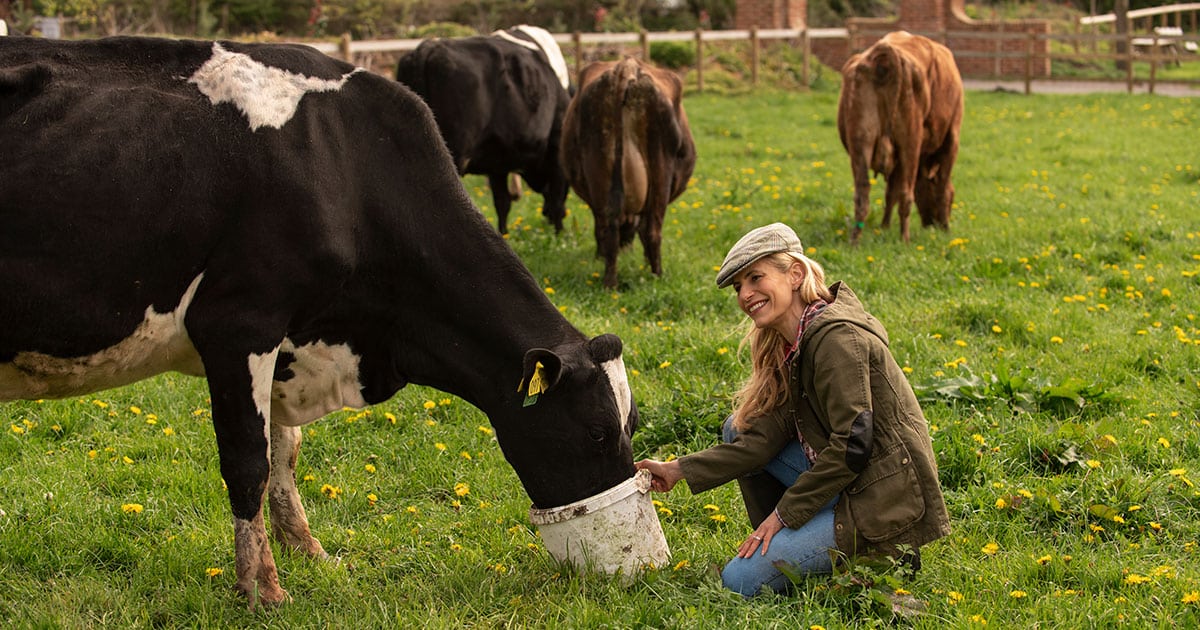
[301,24,1200,96]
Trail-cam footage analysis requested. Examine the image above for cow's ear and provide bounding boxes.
[587,333,624,363]
[521,348,566,396]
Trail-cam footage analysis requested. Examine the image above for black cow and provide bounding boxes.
[0,36,638,609]
[395,25,570,234]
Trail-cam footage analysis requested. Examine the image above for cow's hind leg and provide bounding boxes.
[886,171,915,242]
[268,423,328,558]
[489,172,513,234]
[849,158,872,245]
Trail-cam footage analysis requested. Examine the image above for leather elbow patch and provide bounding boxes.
[846,410,874,473]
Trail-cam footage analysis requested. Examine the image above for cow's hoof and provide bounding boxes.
[242,584,291,612]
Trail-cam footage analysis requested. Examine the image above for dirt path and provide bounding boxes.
[964,78,1200,97]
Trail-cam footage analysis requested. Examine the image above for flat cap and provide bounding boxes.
[715,222,804,288]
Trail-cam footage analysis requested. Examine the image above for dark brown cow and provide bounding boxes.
[561,56,696,289]
[837,31,963,244]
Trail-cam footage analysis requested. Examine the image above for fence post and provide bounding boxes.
[801,28,811,90]
[573,31,582,80]
[339,33,352,63]
[640,30,649,61]
[1024,30,1034,95]
[1148,34,1158,95]
[695,28,704,92]
[750,26,759,86]
[1125,31,1134,93]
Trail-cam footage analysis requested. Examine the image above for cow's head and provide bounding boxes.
[497,333,638,509]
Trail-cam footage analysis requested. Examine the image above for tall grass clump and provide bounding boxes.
[1,83,1197,627]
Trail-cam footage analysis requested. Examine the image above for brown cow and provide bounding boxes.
[561,56,696,288]
[837,31,963,244]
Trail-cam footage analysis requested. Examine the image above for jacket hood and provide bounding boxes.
[803,281,890,347]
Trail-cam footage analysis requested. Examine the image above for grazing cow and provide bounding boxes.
[0,36,640,609]
[837,30,963,244]
[395,25,570,234]
[560,57,696,289]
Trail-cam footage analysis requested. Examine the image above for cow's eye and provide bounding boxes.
[588,427,606,442]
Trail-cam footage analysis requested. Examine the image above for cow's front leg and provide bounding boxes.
[268,422,327,558]
[201,342,289,610]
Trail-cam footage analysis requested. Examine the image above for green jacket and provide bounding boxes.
[678,282,950,558]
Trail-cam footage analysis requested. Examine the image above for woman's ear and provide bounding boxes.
[789,262,806,290]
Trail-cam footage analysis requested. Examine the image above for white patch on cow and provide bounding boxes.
[187,43,361,131]
[0,275,206,401]
[269,339,366,427]
[0,19,8,37]
[248,347,279,436]
[601,357,633,434]
[492,25,570,91]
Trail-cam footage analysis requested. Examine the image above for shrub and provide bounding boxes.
[650,41,696,69]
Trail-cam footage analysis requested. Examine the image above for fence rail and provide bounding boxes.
[299,24,1200,96]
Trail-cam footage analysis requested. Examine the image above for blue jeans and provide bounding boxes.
[719,416,838,597]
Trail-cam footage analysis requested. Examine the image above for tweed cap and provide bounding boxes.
[715,223,804,288]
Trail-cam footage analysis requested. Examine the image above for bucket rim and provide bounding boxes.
[528,469,652,525]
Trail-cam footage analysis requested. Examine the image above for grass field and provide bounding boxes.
[1,85,1197,628]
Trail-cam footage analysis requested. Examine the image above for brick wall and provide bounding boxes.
[735,0,1051,78]
[734,0,806,30]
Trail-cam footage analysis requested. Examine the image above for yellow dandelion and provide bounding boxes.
[970,614,987,626]
[1086,459,1101,469]
[948,591,964,604]
[1050,336,1064,344]
[673,559,690,571]
[364,463,376,473]
[205,567,223,577]
[1010,590,1027,598]
[450,543,463,552]
[709,514,727,523]
[367,493,378,505]
[1124,574,1151,585]
[995,498,1008,509]
[477,425,494,436]
[1036,554,1052,565]
[659,361,672,369]
[1157,437,1171,449]
[320,484,342,500]
[454,482,470,497]
[1182,591,1200,605]
[121,503,144,514]
[435,442,447,451]
[982,542,1000,555]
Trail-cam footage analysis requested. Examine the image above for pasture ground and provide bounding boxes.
[1,86,1197,627]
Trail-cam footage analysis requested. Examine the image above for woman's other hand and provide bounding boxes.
[736,510,785,558]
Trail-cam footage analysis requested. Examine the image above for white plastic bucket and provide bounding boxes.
[529,468,670,577]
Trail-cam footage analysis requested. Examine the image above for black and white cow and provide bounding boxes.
[394,25,570,234]
[0,35,638,608]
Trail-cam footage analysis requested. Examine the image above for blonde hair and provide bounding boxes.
[731,252,832,430]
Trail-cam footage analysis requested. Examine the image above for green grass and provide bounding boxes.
[2,86,1198,627]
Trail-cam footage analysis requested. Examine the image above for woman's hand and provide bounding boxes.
[634,459,683,493]
[736,511,785,558]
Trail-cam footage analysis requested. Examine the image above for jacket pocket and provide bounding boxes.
[845,442,926,542]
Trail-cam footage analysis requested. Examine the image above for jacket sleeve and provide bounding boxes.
[775,323,876,528]
[675,409,794,494]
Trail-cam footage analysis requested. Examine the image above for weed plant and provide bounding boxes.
[1,85,1197,627]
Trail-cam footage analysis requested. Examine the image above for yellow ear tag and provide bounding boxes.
[523,362,546,407]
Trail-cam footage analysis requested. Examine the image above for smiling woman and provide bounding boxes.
[636,222,949,597]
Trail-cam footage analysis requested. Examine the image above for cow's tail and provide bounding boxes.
[605,73,630,241]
